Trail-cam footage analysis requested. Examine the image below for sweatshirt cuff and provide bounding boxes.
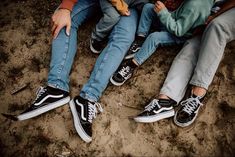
[157,8,169,18]
[60,0,77,11]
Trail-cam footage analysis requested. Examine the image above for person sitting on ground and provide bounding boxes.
[110,0,214,86]
[134,0,235,126]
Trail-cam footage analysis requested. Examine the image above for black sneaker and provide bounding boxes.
[134,99,176,123]
[90,38,103,54]
[124,36,145,60]
[174,94,204,127]
[17,86,70,121]
[110,61,136,86]
[69,96,103,143]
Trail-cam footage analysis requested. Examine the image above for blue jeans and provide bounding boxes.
[80,9,139,101]
[133,3,185,65]
[92,0,146,41]
[47,0,100,92]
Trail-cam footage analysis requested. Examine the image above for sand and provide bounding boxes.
[0,0,235,156]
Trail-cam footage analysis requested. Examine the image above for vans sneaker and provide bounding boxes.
[110,61,136,86]
[134,99,176,123]
[17,86,70,121]
[69,96,103,143]
[174,94,204,127]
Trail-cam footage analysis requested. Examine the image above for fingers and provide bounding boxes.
[66,23,71,36]
[154,1,165,13]
[125,10,130,16]
[53,25,63,39]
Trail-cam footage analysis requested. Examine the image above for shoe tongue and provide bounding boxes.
[191,94,204,101]
[158,99,171,106]
[47,86,64,93]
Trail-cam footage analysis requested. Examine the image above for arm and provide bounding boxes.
[155,1,200,37]
[206,0,235,24]
[109,0,130,16]
[60,0,78,11]
[51,0,78,39]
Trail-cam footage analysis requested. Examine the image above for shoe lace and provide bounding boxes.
[181,97,203,115]
[144,99,160,111]
[87,102,103,123]
[130,43,140,51]
[118,66,131,78]
[33,87,47,103]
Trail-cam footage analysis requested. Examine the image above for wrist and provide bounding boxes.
[58,8,71,13]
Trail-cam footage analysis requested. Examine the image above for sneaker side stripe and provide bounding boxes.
[69,100,92,143]
[153,107,173,114]
[75,99,87,121]
[34,94,64,106]
[17,97,70,121]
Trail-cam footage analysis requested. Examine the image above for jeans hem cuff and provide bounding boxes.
[47,83,69,92]
[189,81,209,90]
[159,90,181,104]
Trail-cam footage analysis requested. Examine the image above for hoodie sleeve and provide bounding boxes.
[157,7,201,37]
[60,0,78,11]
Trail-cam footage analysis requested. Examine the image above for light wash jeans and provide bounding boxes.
[91,0,146,41]
[80,9,139,101]
[160,8,235,103]
[47,0,100,92]
[133,3,186,65]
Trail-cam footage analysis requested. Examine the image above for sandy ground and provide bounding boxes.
[0,0,235,156]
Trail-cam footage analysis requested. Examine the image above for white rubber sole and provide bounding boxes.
[173,109,199,127]
[17,97,70,121]
[69,100,92,143]
[134,110,175,123]
[124,53,135,60]
[109,75,126,86]
[90,39,101,54]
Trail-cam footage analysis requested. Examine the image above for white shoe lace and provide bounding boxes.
[118,66,131,78]
[144,99,160,111]
[87,102,103,123]
[181,97,203,115]
[33,87,47,103]
[130,43,140,52]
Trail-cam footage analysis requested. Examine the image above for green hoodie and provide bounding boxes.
[158,0,214,37]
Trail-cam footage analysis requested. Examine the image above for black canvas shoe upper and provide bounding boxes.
[137,99,176,117]
[73,96,103,137]
[111,61,136,84]
[125,36,145,59]
[21,86,69,114]
[175,94,203,124]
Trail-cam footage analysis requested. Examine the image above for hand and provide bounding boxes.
[51,9,71,39]
[123,10,130,16]
[154,1,166,13]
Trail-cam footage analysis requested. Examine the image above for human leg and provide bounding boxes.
[134,31,186,65]
[17,0,100,121]
[69,9,139,142]
[48,0,100,92]
[91,0,121,42]
[134,36,201,123]
[80,9,139,101]
[175,9,235,127]
[190,8,235,89]
[111,31,185,86]
[160,36,201,103]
